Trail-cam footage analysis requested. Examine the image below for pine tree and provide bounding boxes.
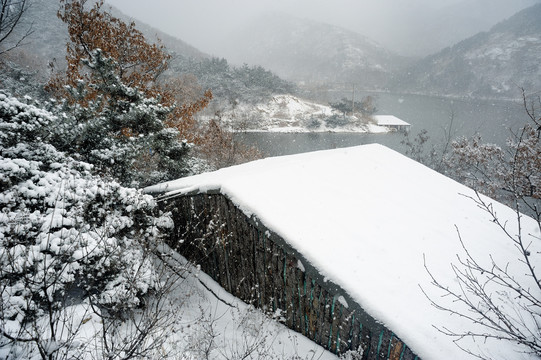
[47,0,169,101]
[47,0,212,143]
[0,92,174,358]
[50,50,191,187]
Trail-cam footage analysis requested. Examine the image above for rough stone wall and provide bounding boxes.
[160,192,419,359]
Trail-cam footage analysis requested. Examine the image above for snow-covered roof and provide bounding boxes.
[373,114,410,126]
[146,144,539,360]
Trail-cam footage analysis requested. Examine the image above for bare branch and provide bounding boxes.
[0,0,34,56]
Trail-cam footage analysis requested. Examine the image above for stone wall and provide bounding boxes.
[160,192,419,359]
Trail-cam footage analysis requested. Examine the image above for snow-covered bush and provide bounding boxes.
[325,114,350,128]
[0,93,174,358]
[305,117,322,129]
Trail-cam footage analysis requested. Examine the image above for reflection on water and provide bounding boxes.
[234,93,527,158]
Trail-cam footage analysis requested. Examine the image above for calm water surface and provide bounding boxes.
[234,93,527,157]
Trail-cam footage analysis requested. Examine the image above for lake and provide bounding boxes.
[234,93,528,157]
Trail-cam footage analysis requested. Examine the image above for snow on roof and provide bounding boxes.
[146,144,539,360]
[373,114,410,126]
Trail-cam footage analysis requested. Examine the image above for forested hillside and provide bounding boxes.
[390,3,541,99]
[0,0,294,106]
[217,12,409,89]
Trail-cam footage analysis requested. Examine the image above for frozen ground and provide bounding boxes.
[52,243,339,360]
[146,245,340,359]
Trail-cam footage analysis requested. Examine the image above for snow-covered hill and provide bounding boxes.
[217,95,388,133]
[217,13,409,88]
[391,3,541,99]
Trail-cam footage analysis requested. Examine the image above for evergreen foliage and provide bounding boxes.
[0,93,173,358]
[49,50,190,187]
[169,56,295,104]
[329,96,377,117]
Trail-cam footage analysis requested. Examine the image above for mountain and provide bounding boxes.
[105,5,207,60]
[373,0,541,57]
[7,0,207,74]
[391,3,541,99]
[2,1,295,104]
[217,12,410,89]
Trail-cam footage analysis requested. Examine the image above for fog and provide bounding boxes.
[105,0,538,57]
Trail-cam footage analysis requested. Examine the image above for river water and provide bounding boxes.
[234,93,528,157]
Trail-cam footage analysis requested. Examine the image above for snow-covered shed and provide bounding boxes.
[373,115,410,132]
[146,144,539,360]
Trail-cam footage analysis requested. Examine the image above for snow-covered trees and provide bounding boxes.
[48,0,169,101]
[49,50,191,187]
[48,0,213,146]
[0,92,175,358]
[45,0,261,175]
[0,3,256,354]
[447,92,541,220]
[330,96,377,117]
[169,56,295,105]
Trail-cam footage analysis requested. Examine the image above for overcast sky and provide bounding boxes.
[104,0,533,57]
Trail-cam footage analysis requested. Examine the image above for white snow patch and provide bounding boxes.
[215,94,388,133]
[337,296,348,309]
[153,243,337,359]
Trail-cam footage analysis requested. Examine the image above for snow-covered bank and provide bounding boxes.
[148,144,540,360]
[25,247,339,360]
[216,95,389,133]
[148,246,340,360]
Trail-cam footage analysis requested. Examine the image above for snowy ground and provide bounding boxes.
[63,244,339,360]
[143,245,340,360]
[215,95,389,133]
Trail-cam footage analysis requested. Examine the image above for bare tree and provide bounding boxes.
[448,90,541,220]
[0,0,33,56]
[423,90,541,359]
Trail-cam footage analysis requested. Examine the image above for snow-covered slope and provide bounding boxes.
[148,144,540,360]
[149,246,340,359]
[379,0,541,56]
[392,3,541,99]
[218,13,408,87]
[42,244,339,360]
[218,95,388,133]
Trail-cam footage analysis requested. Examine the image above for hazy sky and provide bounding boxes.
[105,0,464,54]
[104,0,533,57]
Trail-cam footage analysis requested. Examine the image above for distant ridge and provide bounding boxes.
[106,4,208,60]
[390,3,541,99]
[217,12,411,89]
[6,0,208,79]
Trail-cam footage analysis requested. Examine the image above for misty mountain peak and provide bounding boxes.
[217,12,406,87]
[391,2,541,99]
